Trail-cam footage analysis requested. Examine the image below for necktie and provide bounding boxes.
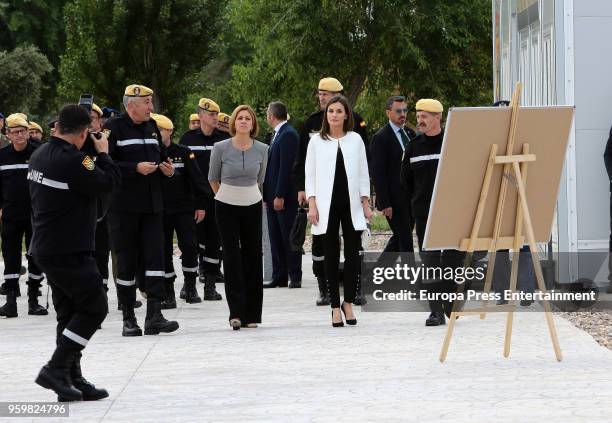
[399,129,410,149]
[270,130,277,146]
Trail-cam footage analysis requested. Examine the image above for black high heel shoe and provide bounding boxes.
[341,302,357,326]
[331,310,344,327]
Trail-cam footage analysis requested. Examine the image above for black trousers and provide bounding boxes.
[311,235,326,279]
[324,207,362,309]
[383,202,414,253]
[492,247,536,295]
[216,200,263,323]
[94,217,110,289]
[266,199,302,283]
[415,216,464,314]
[163,212,198,282]
[34,253,108,351]
[1,218,44,291]
[108,211,165,305]
[197,201,221,275]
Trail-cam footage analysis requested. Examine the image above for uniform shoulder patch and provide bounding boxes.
[189,152,195,159]
[82,155,95,171]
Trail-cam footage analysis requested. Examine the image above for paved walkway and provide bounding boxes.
[1,255,611,422]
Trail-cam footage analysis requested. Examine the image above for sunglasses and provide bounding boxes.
[394,108,409,114]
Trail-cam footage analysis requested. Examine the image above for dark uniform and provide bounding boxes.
[179,128,226,281]
[296,109,368,304]
[400,130,464,321]
[161,142,209,306]
[104,113,178,335]
[0,140,47,316]
[29,136,119,401]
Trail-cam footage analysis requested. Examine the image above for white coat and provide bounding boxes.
[305,131,370,235]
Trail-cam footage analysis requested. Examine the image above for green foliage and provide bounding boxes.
[223,0,492,132]
[58,0,223,119]
[0,45,52,115]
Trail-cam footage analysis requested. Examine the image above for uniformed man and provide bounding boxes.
[104,84,179,336]
[188,113,200,130]
[294,77,369,305]
[30,104,120,401]
[85,104,113,295]
[28,122,44,142]
[152,113,209,307]
[179,98,225,300]
[400,99,464,326]
[0,114,47,318]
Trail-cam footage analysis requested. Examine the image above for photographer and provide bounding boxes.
[31,104,120,401]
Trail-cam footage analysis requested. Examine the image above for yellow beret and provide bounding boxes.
[6,114,29,129]
[218,112,230,123]
[13,112,28,121]
[28,122,43,132]
[151,113,174,130]
[198,98,220,113]
[415,99,443,113]
[124,84,154,97]
[189,113,199,122]
[92,103,103,116]
[318,77,343,92]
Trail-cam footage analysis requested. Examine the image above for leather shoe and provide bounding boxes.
[425,312,446,326]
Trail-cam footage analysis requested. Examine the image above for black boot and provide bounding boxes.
[179,283,186,300]
[58,352,108,402]
[0,290,18,318]
[144,299,179,335]
[161,280,177,310]
[184,276,202,303]
[117,299,142,311]
[198,253,206,282]
[316,277,330,306]
[203,274,222,301]
[28,285,48,316]
[35,349,82,402]
[425,311,446,326]
[121,306,142,337]
[0,284,21,297]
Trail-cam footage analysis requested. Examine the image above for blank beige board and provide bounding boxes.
[423,106,574,250]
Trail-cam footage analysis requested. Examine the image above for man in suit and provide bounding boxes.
[372,95,415,253]
[263,101,302,288]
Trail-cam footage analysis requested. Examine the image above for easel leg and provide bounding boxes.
[439,311,458,363]
[481,252,497,320]
[512,162,563,361]
[504,252,520,357]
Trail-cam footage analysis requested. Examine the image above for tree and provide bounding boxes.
[223,0,492,131]
[58,0,223,117]
[0,1,68,115]
[0,45,52,115]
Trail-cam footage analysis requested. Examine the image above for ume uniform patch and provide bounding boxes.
[82,156,95,171]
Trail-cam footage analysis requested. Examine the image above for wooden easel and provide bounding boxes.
[439,82,562,362]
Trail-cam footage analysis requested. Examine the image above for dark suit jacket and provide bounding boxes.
[263,122,299,203]
[371,123,411,211]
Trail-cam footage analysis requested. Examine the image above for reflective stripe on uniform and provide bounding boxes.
[410,154,440,164]
[312,255,325,262]
[0,164,29,171]
[63,328,89,347]
[182,266,198,273]
[116,138,159,147]
[173,163,185,168]
[40,177,69,190]
[202,257,220,264]
[28,273,44,280]
[116,278,135,286]
[145,270,165,277]
[3,274,20,280]
[164,272,176,278]
[187,145,214,151]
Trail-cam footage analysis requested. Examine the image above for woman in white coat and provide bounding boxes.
[305,95,373,327]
